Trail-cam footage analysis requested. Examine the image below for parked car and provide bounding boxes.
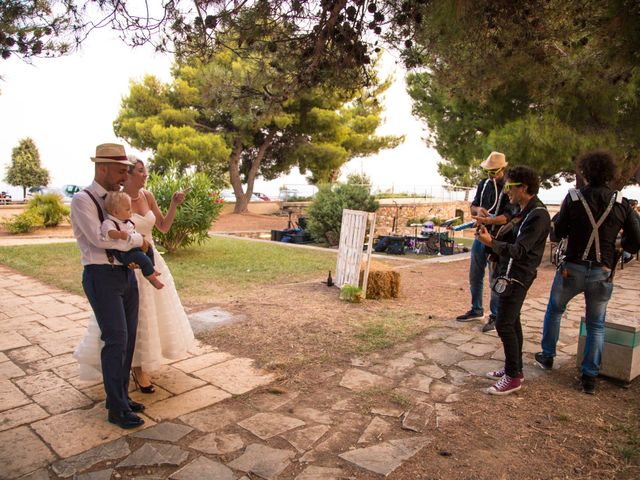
[278,189,300,201]
[219,189,265,202]
[253,192,271,201]
[27,185,82,204]
[0,191,11,205]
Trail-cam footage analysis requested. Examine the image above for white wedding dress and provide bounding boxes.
[74,211,195,380]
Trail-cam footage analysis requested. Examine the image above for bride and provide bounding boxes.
[74,158,195,392]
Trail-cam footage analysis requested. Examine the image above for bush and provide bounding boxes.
[28,193,70,227]
[339,284,363,303]
[4,211,45,234]
[146,165,224,253]
[3,192,69,234]
[306,182,379,245]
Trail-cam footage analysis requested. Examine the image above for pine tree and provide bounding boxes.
[5,138,50,199]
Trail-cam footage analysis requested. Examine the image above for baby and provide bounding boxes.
[101,191,164,289]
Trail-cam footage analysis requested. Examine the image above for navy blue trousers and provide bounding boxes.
[82,265,138,413]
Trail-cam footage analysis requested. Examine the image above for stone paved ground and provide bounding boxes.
[0,261,638,479]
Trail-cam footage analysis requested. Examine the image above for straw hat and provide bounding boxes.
[480,151,507,170]
[91,143,131,164]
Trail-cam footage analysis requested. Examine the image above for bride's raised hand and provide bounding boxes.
[171,191,186,206]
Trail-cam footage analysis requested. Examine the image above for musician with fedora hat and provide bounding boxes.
[457,151,513,332]
[70,143,150,429]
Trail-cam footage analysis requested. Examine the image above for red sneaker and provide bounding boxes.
[486,368,525,382]
[487,374,522,395]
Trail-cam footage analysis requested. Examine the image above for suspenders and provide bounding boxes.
[568,188,621,263]
[83,190,116,265]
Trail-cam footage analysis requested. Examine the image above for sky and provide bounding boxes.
[1,26,638,204]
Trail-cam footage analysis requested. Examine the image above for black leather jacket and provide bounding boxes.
[492,196,551,288]
[552,185,640,269]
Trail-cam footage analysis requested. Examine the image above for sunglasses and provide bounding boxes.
[503,181,523,192]
[486,167,504,177]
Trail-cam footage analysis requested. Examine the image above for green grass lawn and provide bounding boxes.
[0,237,337,303]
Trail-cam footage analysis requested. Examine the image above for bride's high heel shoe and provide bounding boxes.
[132,370,156,394]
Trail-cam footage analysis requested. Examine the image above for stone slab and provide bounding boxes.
[170,456,235,480]
[15,371,69,396]
[75,470,114,480]
[0,402,48,432]
[117,443,188,468]
[338,369,393,392]
[0,379,30,412]
[171,351,234,373]
[0,426,56,479]
[180,403,252,432]
[417,363,446,379]
[189,432,245,455]
[32,403,153,457]
[457,359,504,377]
[435,403,459,426]
[370,407,404,418]
[33,385,93,415]
[146,365,207,395]
[52,438,130,478]
[443,333,476,346]
[370,357,416,378]
[132,422,194,442]
[193,357,274,395]
[288,407,333,425]
[401,373,433,393]
[280,424,330,452]
[238,412,306,440]
[447,368,472,385]
[456,342,496,357]
[339,436,432,476]
[402,403,434,433]
[19,468,51,480]
[247,390,300,411]
[0,360,25,380]
[145,385,231,421]
[295,466,351,480]
[423,343,467,366]
[26,353,76,372]
[428,382,460,403]
[0,331,31,351]
[227,443,295,480]
[37,316,78,332]
[358,416,391,444]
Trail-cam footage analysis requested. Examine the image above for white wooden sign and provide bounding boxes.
[335,209,376,297]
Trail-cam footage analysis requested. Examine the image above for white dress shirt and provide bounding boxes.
[70,180,143,266]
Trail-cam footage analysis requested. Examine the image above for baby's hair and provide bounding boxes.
[104,191,132,216]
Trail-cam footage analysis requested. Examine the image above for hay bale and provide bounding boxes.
[359,261,401,299]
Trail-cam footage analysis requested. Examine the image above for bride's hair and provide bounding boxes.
[127,156,144,174]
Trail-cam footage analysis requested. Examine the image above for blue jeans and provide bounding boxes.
[541,262,614,377]
[469,239,498,316]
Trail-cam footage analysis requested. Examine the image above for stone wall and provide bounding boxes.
[374,200,470,237]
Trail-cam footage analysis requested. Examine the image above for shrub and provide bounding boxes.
[4,211,45,234]
[28,193,70,227]
[339,284,363,303]
[3,192,69,234]
[306,182,379,245]
[146,165,224,253]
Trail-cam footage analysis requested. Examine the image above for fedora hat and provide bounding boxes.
[480,151,507,170]
[91,143,131,164]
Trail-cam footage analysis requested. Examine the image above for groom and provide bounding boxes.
[71,143,149,429]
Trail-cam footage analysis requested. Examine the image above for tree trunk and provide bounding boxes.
[228,132,276,214]
[22,186,26,200]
